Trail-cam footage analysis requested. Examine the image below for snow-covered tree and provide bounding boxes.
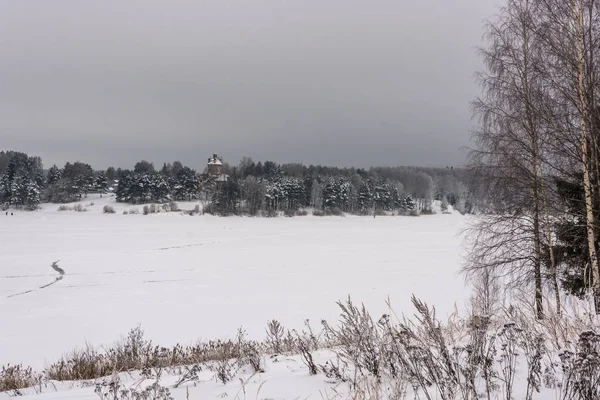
[10,171,40,208]
[173,167,198,200]
[95,172,108,193]
[402,194,416,212]
[323,177,350,211]
[357,181,373,212]
[47,165,62,185]
[373,181,393,211]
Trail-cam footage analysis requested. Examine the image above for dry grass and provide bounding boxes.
[3,294,600,398]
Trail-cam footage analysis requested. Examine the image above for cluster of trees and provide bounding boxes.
[1,151,108,207]
[0,151,473,217]
[205,158,471,216]
[0,151,43,209]
[208,173,421,216]
[115,161,199,204]
[468,0,600,317]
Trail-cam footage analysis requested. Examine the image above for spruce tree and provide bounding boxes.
[47,165,62,185]
[95,172,108,193]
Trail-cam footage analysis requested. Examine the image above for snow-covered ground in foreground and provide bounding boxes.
[3,351,357,400]
[0,195,468,398]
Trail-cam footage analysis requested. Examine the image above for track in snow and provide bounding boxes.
[5,261,65,298]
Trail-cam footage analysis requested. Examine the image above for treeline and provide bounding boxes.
[203,160,472,216]
[0,150,475,215]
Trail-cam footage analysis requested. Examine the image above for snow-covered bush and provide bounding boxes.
[103,205,115,214]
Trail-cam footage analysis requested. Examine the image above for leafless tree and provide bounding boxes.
[468,0,553,318]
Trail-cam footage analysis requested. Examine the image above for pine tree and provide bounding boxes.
[24,179,40,209]
[95,172,108,193]
[358,182,373,212]
[323,177,350,211]
[374,181,393,211]
[0,170,10,203]
[47,165,62,185]
[9,171,39,208]
[116,173,134,203]
[402,194,415,211]
[174,167,198,200]
[150,174,170,202]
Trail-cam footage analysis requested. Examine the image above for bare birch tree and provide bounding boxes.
[468,0,553,318]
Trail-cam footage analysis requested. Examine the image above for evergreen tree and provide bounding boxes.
[95,172,109,193]
[402,194,416,211]
[9,171,40,208]
[174,167,198,200]
[552,174,599,298]
[357,181,373,212]
[47,165,62,185]
[323,177,350,210]
[160,163,173,176]
[116,173,134,203]
[150,173,171,202]
[63,162,94,199]
[25,179,41,209]
[373,181,393,211]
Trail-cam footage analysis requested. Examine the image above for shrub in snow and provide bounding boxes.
[143,205,149,215]
[293,322,320,376]
[73,204,86,212]
[95,375,173,400]
[0,364,42,394]
[103,205,115,214]
[168,201,179,212]
[57,205,71,211]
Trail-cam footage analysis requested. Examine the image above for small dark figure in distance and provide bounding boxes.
[11,212,13,216]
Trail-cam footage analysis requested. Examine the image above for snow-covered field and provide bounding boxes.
[0,195,468,399]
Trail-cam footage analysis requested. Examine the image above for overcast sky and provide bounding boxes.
[0,0,498,170]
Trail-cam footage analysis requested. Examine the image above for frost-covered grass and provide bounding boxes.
[2,295,600,399]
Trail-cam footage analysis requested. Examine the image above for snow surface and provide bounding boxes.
[0,195,469,398]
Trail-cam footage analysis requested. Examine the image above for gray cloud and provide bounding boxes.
[0,0,497,170]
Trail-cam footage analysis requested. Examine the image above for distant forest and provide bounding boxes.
[0,150,477,215]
